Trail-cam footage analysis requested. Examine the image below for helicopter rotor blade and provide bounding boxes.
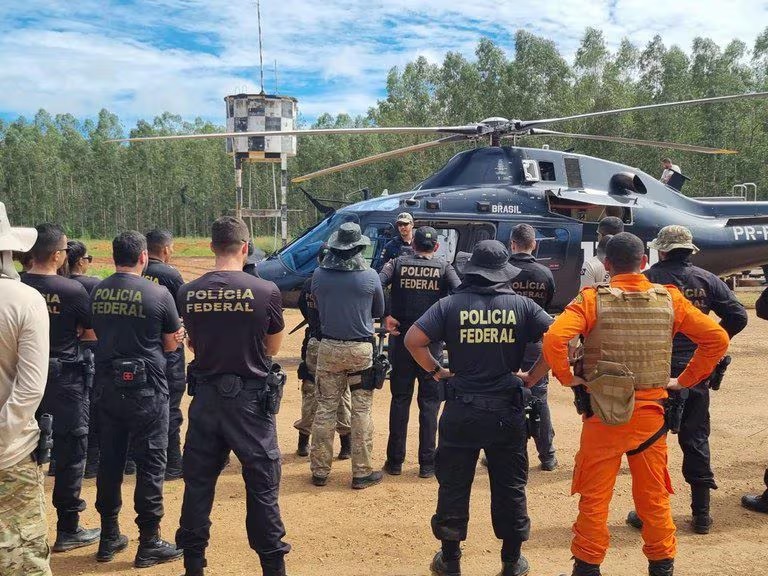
[523,129,739,155]
[291,135,467,183]
[519,91,768,130]
[106,125,485,144]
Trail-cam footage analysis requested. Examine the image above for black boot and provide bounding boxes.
[572,558,601,576]
[97,520,128,563]
[648,558,674,576]
[124,459,136,475]
[260,554,287,576]
[626,510,643,530]
[297,433,310,457]
[134,531,183,568]
[183,556,207,576]
[742,493,768,513]
[499,555,529,576]
[338,434,351,460]
[53,525,101,552]
[83,462,98,480]
[352,470,383,489]
[430,550,461,576]
[165,447,183,480]
[690,485,712,534]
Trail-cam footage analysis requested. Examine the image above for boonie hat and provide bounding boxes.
[648,225,699,254]
[396,212,414,225]
[327,222,371,251]
[462,240,520,283]
[413,226,438,250]
[0,202,37,252]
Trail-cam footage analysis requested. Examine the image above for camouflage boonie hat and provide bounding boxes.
[320,251,368,271]
[648,225,699,254]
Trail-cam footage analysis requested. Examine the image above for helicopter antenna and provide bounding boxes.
[256,0,265,94]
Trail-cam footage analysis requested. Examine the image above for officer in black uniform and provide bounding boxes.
[176,217,290,576]
[379,226,460,478]
[508,224,558,471]
[743,285,768,513]
[626,225,747,534]
[66,240,102,479]
[90,231,183,567]
[23,223,101,551]
[376,212,414,270]
[143,229,186,481]
[405,240,552,576]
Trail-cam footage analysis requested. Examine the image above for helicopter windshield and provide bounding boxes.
[277,211,360,275]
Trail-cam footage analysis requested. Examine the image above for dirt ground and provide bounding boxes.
[47,262,768,575]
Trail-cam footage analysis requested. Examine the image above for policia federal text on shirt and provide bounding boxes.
[90,231,184,568]
[175,217,290,576]
[405,240,553,576]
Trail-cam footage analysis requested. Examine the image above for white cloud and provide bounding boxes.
[1,0,766,127]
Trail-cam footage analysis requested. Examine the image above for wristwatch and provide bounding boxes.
[427,365,441,378]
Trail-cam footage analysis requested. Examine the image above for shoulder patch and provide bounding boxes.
[570,293,584,305]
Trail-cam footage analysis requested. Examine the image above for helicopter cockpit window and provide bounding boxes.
[363,223,395,265]
[534,227,569,266]
[278,212,348,274]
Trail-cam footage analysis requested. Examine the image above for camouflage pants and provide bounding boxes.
[0,457,51,576]
[311,339,374,479]
[293,338,352,437]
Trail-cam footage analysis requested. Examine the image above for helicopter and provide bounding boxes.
[112,92,768,311]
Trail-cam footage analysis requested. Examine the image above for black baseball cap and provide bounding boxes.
[462,240,520,282]
[413,226,438,250]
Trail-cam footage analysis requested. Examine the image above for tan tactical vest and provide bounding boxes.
[581,284,674,424]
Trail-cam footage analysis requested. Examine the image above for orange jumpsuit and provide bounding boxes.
[542,273,729,565]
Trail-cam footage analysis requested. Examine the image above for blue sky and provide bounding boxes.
[1,0,767,134]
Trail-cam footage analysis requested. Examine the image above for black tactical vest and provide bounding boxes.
[391,256,447,325]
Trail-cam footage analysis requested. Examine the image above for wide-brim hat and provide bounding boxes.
[0,202,37,252]
[648,224,699,254]
[327,222,371,251]
[462,239,520,282]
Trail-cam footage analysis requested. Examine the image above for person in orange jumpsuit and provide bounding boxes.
[527,233,729,576]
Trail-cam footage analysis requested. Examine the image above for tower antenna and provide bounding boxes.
[257,0,265,93]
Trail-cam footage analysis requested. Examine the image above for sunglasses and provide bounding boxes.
[82,255,93,263]
[397,222,411,227]
[57,247,71,253]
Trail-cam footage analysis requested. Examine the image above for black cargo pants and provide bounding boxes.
[386,332,441,467]
[37,360,90,533]
[672,364,717,497]
[165,347,186,472]
[176,380,290,567]
[522,342,555,465]
[432,392,530,561]
[95,379,169,536]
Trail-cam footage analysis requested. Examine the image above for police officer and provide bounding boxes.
[294,244,352,459]
[376,212,414,270]
[743,285,768,513]
[143,229,186,481]
[539,232,729,576]
[623,225,747,533]
[90,231,183,567]
[581,216,623,288]
[22,223,101,552]
[175,217,290,576]
[67,240,100,293]
[405,240,552,576]
[380,226,460,478]
[310,222,385,489]
[507,223,558,471]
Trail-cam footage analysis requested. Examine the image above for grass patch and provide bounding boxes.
[84,236,282,258]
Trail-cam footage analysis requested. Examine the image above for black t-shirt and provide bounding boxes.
[377,236,413,270]
[416,284,552,394]
[508,253,556,310]
[179,271,284,379]
[71,274,101,295]
[645,259,748,363]
[22,273,92,362]
[91,273,181,393]
[143,258,184,309]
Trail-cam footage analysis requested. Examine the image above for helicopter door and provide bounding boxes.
[532,222,583,311]
[363,222,396,268]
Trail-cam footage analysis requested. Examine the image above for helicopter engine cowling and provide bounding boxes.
[609,172,647,195]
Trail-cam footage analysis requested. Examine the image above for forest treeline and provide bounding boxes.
[2,27,768,238]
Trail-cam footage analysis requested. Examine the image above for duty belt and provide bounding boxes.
[195,374,266,398]
[444,384,526,411]
[321,335,374,344]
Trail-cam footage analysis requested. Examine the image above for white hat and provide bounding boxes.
[0,202,37,252]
